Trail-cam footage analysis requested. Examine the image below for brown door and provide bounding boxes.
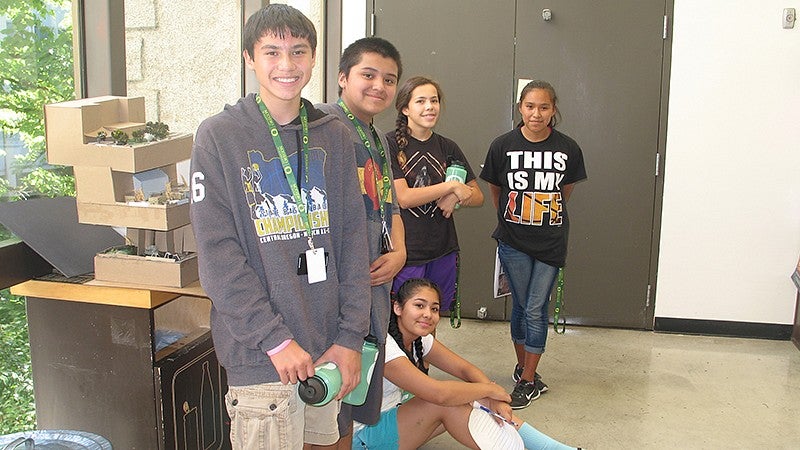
[372,0,518,322]
[372,0,671,328]
[513,1,669,328]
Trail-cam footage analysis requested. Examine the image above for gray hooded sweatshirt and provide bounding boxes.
[190,94,370,386]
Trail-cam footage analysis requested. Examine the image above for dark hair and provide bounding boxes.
[243,4,317,60]
[516,79,561,128]
[392,76,443,164]
[338,37,403,95]
[389,278,442,375]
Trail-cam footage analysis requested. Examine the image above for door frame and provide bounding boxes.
[647,0,674,328]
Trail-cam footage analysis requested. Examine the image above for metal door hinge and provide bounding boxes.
[370,13,376,36]
[663,15,669,39]
[655,152,660,177]
[646,284,651,307]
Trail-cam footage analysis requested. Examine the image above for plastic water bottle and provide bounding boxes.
[343,335,379,406]
[298,362,342,406]
[298,336,379,407]
[445,161,468,209]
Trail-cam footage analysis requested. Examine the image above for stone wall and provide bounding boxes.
[125,0,324,135]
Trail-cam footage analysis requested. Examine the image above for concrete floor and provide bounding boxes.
[418,319,800,449]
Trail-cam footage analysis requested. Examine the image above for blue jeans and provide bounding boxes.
[497,241,558,354]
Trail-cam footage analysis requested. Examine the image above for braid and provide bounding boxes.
[388,313,406,358]
[394,113,409,166]
[413,336,428,374]
[389,312,427,373]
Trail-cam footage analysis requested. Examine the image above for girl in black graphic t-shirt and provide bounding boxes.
[480,80,587,409]
[387,76,484,313]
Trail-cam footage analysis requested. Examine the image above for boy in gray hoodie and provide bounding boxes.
[189,5,370,448]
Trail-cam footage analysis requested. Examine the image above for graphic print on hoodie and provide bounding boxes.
[243,147,329,244]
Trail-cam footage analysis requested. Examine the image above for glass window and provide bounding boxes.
[1,0,75,435]
[1,0,76,244]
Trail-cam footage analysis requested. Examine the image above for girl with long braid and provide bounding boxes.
[386,77,484,314]
[351,278,581,449]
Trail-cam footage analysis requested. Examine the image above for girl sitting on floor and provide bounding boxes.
[352,278,581,449]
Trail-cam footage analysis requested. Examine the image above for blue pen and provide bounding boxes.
[478,405,517,427]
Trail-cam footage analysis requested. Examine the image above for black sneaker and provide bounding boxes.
[509,380,540,409]
[513,367,549,394]
[512,364,524,383]
[533,372,548,393]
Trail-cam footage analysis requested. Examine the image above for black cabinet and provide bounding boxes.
[156,330,228,449]
[14,281,230,449]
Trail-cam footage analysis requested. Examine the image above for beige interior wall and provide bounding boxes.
[271,0,325,102]
[124,0,325,136]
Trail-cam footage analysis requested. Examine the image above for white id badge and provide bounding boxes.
[306,247,327,284]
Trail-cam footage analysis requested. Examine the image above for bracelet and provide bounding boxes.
[266,339,292,356]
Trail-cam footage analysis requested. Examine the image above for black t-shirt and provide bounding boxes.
[387,132,477,265]
[480,128,587,267]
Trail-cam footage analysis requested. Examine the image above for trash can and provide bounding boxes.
[0,430,112,449]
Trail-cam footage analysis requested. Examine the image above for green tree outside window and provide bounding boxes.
[1,0,75,434]
[1,0,76,204]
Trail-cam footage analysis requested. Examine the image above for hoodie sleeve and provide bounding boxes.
[328,125,372,352]
[190,123,293,357]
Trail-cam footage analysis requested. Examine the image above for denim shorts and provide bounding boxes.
[225,381,340,449]
[351,407,399,450]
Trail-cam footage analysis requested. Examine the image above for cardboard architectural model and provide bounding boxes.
[44,96,198,287]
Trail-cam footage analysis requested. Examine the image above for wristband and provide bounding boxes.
[266,339,292,356]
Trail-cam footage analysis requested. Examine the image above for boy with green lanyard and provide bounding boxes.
[190,5,371,448]
[317,37,406,444]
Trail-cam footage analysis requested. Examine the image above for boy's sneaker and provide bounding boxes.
[509,380,540,409]
[512,366,549,394]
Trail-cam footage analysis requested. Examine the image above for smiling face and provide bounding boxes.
[338,51,399,123]
[402,83,440,139]
[518,88,556,142]
[394,286,441,341]
[244,31,315,116]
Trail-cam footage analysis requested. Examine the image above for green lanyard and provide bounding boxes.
[255,95,315,249]
[450,253,461,329]
[553,268,566,334]
[336,99,392,226]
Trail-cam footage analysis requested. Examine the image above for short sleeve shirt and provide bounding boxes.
[480,128,587,267]
[387,133,477,264]
[380,334,434,412]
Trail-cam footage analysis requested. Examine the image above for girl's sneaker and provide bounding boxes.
[509,380,540,409]
[512,365,549,393]
[534,372,549,393]
[512,364,524,382]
